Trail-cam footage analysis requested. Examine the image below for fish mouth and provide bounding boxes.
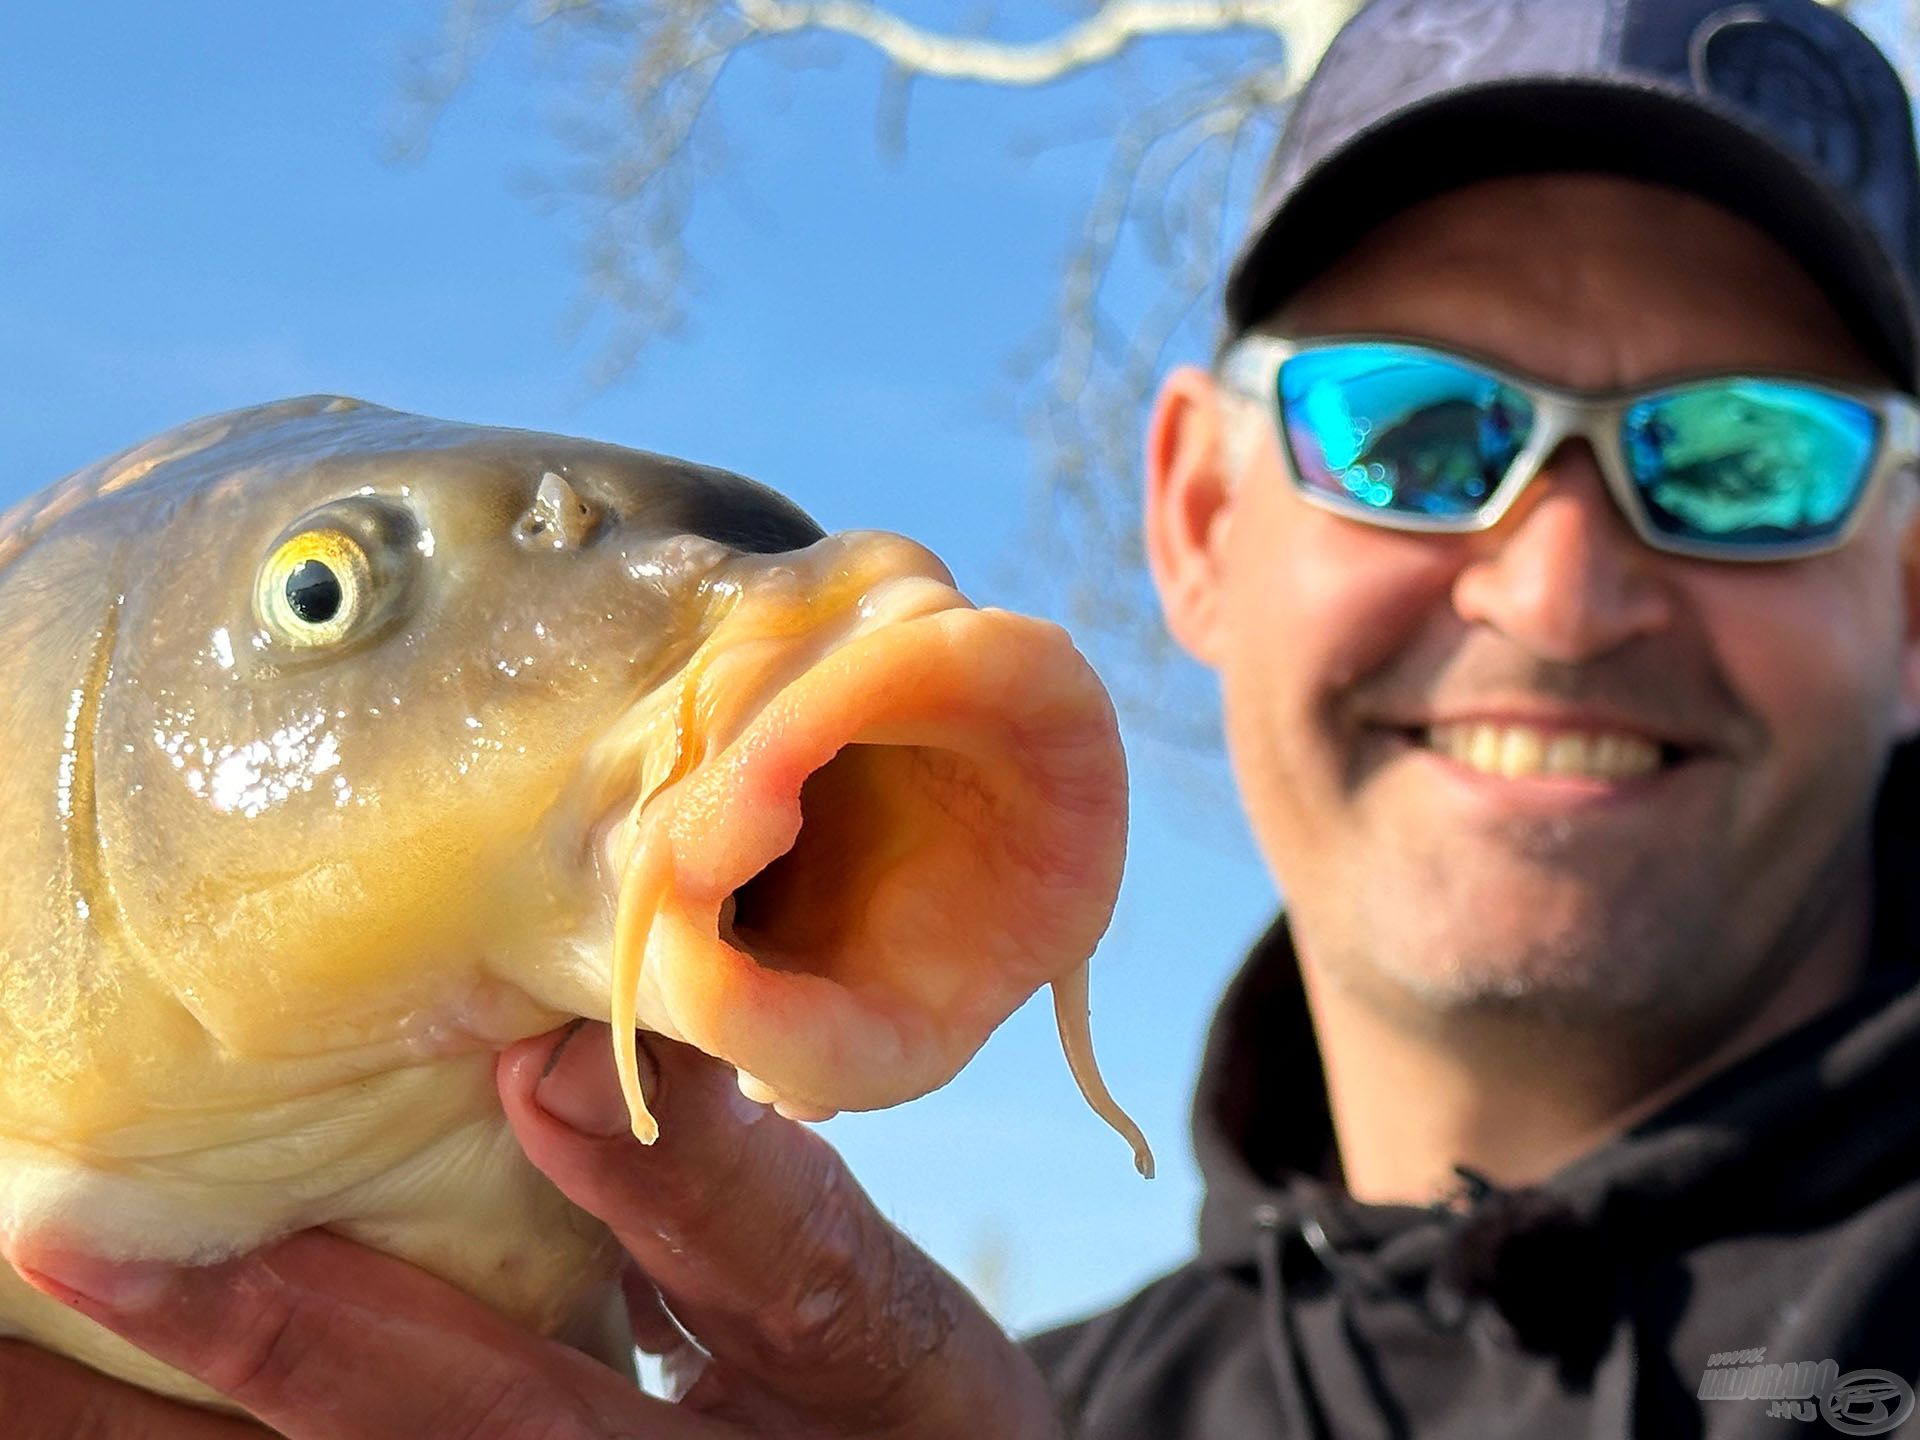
[592,533,1150,1174]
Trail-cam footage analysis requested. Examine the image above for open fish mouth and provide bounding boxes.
[591,532,1151,1175]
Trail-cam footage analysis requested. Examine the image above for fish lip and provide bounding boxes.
[601,587,974,902]
[561,566,984,1043]
[586,573,974,878]
[571,550,1143,1167]
[599,598,1127,1114]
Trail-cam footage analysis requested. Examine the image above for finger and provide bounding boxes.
[499,1024,1056,1437]
[0,1339,270,1439]
[6,1230,732,1440]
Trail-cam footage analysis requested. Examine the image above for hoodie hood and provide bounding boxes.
[1192,910,1920,1265]
[1184,741,1920,1437]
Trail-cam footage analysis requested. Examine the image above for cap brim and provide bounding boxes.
[1225,77,1919,390]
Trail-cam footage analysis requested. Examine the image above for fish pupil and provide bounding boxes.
[286,559,344,624]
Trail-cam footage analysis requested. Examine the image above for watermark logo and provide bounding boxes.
[1700,1349,1915,1435]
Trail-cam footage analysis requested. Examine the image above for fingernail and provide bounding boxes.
[537,1025,659,1138]
[16,1249,175,1310]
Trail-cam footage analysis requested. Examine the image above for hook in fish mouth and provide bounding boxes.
[585,538,1152,1175]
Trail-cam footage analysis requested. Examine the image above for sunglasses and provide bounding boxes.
[1217,335,1920,561]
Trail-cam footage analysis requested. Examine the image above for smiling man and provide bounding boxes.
[1175,173,1909,1204]
[8,0,1920,1437]
[1028,0,1920,1433]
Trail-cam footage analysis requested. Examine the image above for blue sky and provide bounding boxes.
[0,3,1282,1333]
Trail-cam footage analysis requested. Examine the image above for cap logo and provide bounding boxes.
[1690,5,1868,185]
[1360,0,1543,88]
[1284,0,1551,177]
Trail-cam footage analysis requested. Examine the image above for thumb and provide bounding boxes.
[498,1023,1057,1438]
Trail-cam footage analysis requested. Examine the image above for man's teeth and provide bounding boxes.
[1422,723,1664,780]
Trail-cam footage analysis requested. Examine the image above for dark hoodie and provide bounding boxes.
[1025,748,1920,1438]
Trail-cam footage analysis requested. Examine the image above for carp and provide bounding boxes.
[0,395,1147,1408]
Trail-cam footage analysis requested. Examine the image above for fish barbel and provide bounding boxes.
[0,396,1148,1408]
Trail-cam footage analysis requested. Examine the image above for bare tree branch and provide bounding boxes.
[412,0,1910,748]
[730,0,1298,84]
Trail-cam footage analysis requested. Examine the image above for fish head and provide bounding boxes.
[93,400,814,1060]
[85,396,1143,1169]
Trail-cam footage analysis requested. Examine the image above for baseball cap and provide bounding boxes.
[1223,0,1920,392]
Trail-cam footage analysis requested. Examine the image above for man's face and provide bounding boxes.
[1148,173,1920,1038]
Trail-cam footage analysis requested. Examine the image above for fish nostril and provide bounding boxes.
[514,471,602,551]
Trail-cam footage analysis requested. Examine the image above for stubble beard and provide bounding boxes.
[1323,813,1740,1040]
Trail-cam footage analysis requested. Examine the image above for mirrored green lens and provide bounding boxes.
[1622,381,1878,548]
[1279,345,1535,518]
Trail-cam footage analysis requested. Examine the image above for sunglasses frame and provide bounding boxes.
[1218,333,1920,562]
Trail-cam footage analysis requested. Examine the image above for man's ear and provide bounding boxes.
[1145,365,1237,667]
[1899,482,1920,737]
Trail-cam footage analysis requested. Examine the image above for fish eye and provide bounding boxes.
[255,529,373,647]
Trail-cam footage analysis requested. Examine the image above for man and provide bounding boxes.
[6,0,1920,1435]
[1024,4,1920,1433]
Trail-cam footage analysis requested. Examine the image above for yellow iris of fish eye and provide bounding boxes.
[254,528,373,647]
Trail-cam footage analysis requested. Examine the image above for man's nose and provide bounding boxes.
[1450,439,1674,662]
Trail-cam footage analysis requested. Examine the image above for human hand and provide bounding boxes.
[5,1023,1063,1439]
[0,1336,274,1437]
